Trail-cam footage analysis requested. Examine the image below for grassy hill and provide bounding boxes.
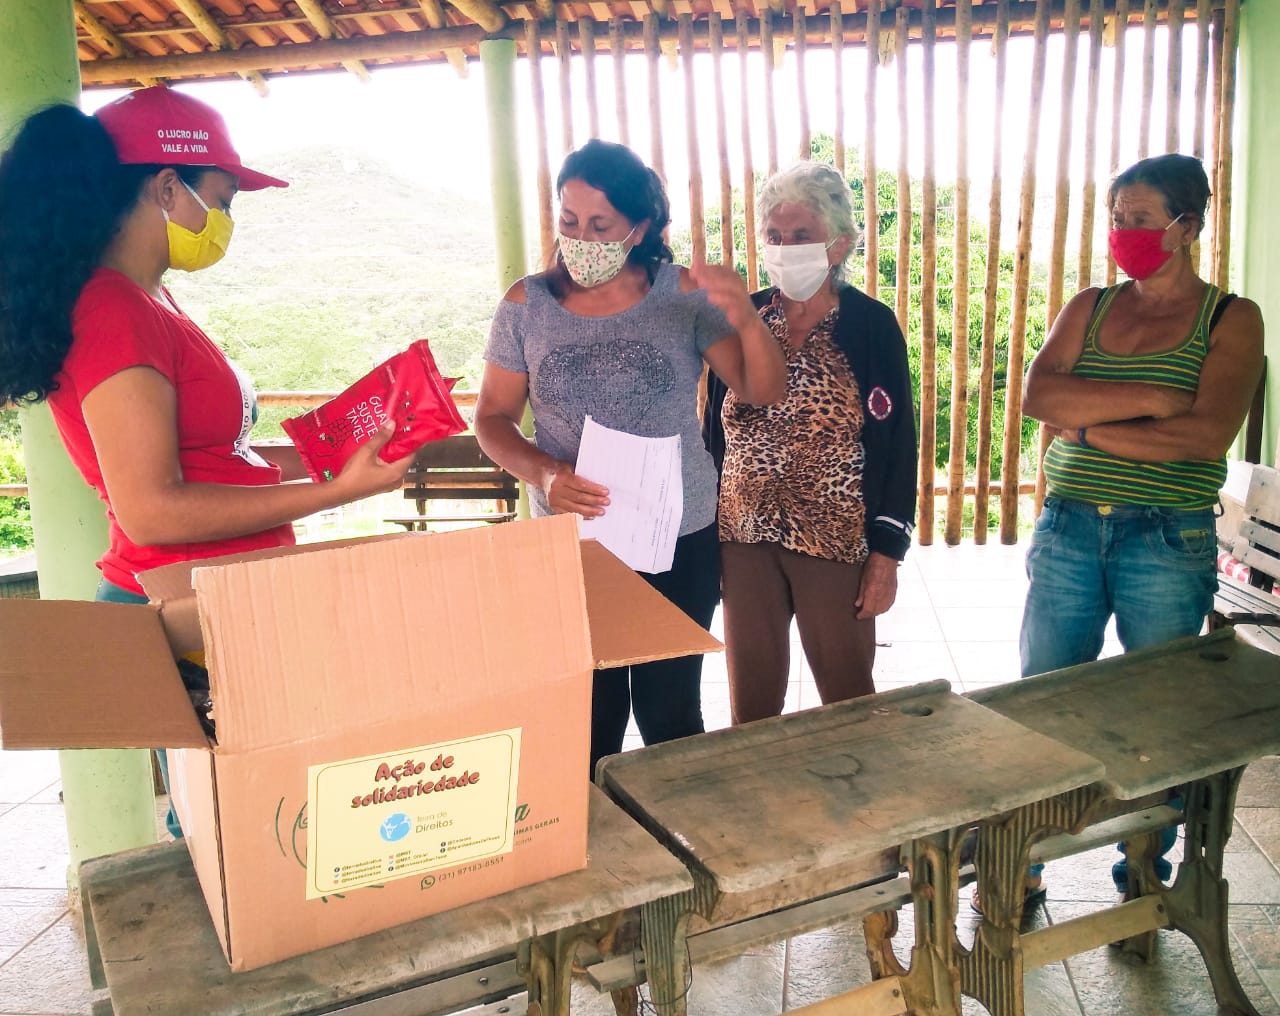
[165,145,509,409]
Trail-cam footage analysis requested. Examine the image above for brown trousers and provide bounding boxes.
[720,540,877,725]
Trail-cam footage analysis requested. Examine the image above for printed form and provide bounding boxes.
[576,416,683,574]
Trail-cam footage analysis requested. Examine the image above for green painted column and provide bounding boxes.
[0,1,156,880]
[480,38,528,293]
[1238,4,1279,468]
[480,37,536,518]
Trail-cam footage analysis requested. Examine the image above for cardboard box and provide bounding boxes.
[0,515,720,970]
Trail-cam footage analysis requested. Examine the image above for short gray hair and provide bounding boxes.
[756,161,861,280]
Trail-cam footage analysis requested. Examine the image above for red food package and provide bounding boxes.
[281,341,467,483]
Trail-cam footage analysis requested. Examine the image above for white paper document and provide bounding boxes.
[575,416,683,574]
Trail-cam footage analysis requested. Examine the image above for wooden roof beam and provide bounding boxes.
[415,0,470,77]
[73,1,162,86]
[446,0,508,34]
[293,0,372,82]
[171,0,269,95]
[534,0,555,18]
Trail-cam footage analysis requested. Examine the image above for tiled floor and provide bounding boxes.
[3,541,1279,1015]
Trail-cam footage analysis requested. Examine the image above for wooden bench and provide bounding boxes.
[389,433,520,531]
[79,785,690,1016]
[1213,463,1280,654]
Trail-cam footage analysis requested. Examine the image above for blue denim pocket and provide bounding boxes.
[1145,513,1217,571]
[1028,500,1064,554]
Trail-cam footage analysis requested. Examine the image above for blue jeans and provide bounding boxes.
[1020,497,1216,885]
[96,579,184,840]
[1020,497,1218,678]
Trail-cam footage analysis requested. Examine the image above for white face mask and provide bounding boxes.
[558,226,637,288]
[762,239,837,302]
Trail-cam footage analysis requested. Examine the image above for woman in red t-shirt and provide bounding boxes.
[0,86,414,837]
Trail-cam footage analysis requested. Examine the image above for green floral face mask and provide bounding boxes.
[558,226,637,288]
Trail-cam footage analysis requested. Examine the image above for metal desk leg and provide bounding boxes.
[903,831,965,1016]
[959,787,1097,1016]
[522,929,582,1016]
[1160,768,1261,1016]
[639,888,700,1016]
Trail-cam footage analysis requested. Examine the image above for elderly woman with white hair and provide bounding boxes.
[703,161,918,724]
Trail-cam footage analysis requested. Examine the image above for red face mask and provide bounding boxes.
[1108,214,1184,280]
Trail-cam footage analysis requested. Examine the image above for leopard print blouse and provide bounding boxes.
[718,295,868,564]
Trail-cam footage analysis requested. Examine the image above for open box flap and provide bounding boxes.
[193,514,596,753]
[580,540,723,668]
[140,533,413,659]
[0,600,208,750]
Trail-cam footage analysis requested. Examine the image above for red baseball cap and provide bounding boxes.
[93,85,287,191]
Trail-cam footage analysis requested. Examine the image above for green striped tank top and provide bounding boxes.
[1042,282,1228,509]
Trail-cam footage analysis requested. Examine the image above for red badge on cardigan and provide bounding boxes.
[866,386,893,421]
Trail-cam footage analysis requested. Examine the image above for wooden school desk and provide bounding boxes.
[79,784,690,1016]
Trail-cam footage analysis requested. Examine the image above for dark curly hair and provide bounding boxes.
[544,139,673,294]
[0,103,208,404]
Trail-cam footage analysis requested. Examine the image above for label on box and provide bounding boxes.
[305,728,521,900]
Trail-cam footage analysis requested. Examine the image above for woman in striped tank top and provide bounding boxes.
[1020,153,1264,896]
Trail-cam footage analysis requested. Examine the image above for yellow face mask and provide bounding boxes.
[164,180,234,272]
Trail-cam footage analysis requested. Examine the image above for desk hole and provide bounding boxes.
[1199,649,1230,663]
[901,705,934,717]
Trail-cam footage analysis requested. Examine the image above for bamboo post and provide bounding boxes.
[831,1,845,177]
[1214,0,1239,289]
[680,12,706,264]
[863,0,880,298]
[1138,0,1156,159]
[1077,0,1104,291]
[795,0,810,159]
[556,18,574,156]
[1166,0,1184,151]
[481,39,528,292]
[738,18,759,289]
[974,0,1009,545]
[894,5,911,339]
[579,17,600,139]
[944,0,972,547]
[610,17,629,147]
[1194,0,1211,161]
[918,0,938,547]
[645,13,665,179]
[526,20,555,268]
[998,0,1051,544]
[710,13,733,267]
[1193,0,1211,274]
[1036,0,1081,517]
[1105,0,1128,286]
[762,11,779,176]
[1208,7,1223,277]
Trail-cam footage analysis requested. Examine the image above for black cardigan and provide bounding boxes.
[703,285,918,561]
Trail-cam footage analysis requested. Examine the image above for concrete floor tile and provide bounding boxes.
[876,608,946,642]
[0,806,69,891]
[782,917,873,1008]
[1236,808,1280,866]
[875,641,957,684]
[685,944,786,1016]
[1240,758,1280,808]
[1051,901,1280,1016]
[925,578,1030,609]
[935,606,1025,644]
[0,903,65,949]
[1224,848,1280,906]
[948,641,1022,689]
[0,891,69,910]
[1232,910,1280,968]
[0,753,59,807]
[0,914,96,1013]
